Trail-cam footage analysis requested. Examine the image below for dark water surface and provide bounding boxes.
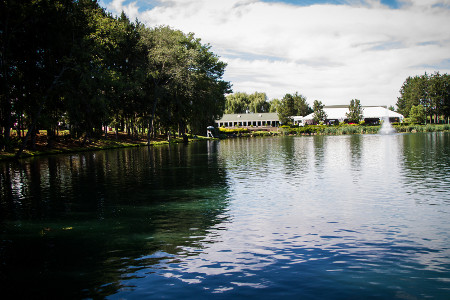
[1,133,449,299]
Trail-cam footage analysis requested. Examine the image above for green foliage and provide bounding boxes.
[219,127,249,134]
[346,99,364,123]
[312,100,327,124]
[269,99,281,113]
[224,92,269,114]
[277,92,312,125]
[0,1,231,152]
[396,72,450,122]
[409,104,426,124]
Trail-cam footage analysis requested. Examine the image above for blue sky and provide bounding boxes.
[102,0,450,106]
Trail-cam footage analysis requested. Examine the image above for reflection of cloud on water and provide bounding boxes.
[128,135,450,297]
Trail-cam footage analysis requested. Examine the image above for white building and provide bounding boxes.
[215,113,280,128]
[293,105,404,125]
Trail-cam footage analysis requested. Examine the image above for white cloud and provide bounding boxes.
[103,0,450,106]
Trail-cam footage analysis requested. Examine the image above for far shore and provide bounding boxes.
[1,124,449,161]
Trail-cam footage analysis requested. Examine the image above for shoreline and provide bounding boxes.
[2,124,449,161]
[0,135,216,162]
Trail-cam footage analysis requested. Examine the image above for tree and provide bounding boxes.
[396,72,450,123]
[225,92,250,114]
[269,99,281,113]
[224,92,269,114]
[1,0,79,154]
[293,92,312,117]
[409,104,425,124]
[429,72,450,123]
[277,92,311,125]
[312,100,327,124]
[396,75,424,118]
[0,1,231,152]
[346,99,363,123]
[248,92,270,113]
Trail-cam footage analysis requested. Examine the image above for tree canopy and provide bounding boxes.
[277,92,312,125]
[224,92,269,114]
[346,99,364,123]
[396,72,450,123]
[312,100,327,124]
[0,0,231,152]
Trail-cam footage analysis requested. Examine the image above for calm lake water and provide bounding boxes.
[1,132,450,299]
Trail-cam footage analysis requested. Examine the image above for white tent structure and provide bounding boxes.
[293,106,404,125]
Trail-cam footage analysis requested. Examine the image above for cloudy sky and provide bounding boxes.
[100,0,450,107]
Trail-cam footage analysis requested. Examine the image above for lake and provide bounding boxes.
[1,132,449,299]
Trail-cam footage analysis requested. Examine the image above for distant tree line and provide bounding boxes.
[224,91,313,124]
[0,0,231,152]
[227,71,450,126]
[396,72,450,124]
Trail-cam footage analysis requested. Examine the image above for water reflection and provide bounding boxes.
[1,133,450,299]
[401,132,450,205]
[0,142,230,298]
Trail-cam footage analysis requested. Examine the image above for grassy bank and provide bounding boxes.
[0,131,214,161]
[218,123,450,138]
[279,123,450,135]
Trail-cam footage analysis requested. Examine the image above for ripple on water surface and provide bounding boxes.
[1,134,450,299]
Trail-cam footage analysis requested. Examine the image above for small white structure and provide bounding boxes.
[294,105,404,125]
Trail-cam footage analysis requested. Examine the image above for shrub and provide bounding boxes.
[219,127,249,134]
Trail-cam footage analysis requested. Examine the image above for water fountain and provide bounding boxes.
[379,109,396,135]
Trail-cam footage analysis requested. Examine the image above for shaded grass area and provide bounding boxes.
[0,131,214,161]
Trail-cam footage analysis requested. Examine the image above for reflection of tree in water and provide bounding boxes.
[400,133,450,204]
[0,142,229,298]
[349,135,363,174]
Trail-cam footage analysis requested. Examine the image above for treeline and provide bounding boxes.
[396,72,450,123]
[225,91,312,124]
[0,0,231,152]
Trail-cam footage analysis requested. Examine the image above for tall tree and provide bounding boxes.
[312,100,327,124]
[269,98,281,113]
[277,92,311,125]
[395,72,450,123]
[409,104,425,124]
[293,92,312,117]
[225,92,250,114]
[346,99,363,123]
[1,0,78,154]
[248,92,270,113]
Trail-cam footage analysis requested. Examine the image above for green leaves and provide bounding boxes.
[397,72,450,122]
[346,99,363,123]
[224,92,269,114]
[1,0,231,152]
[277,92,312,125]
[312,100,327,124]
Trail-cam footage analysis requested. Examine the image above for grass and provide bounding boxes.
[279,123,450,136]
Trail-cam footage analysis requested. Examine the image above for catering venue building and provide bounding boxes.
[215,113,280,128]
[215,106,404,128]
[293,105,404,125]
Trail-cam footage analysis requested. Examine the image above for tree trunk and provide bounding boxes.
[15,67,66,157]
[147,95,158,145]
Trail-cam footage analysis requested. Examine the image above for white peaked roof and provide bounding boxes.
[298,106,404,121]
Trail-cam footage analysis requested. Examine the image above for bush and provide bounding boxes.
[219,127,249,134]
